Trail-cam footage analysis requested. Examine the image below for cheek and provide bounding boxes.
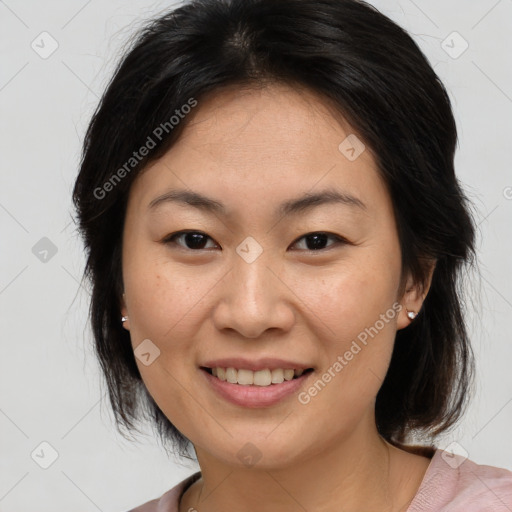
[291,257,400,412]
[124,247,214,341]
[124,262,215,435]
[290,253,400,342]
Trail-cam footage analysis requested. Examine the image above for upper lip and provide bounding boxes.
[201,357,313,372]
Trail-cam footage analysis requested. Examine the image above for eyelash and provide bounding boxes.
[161,230,349,252]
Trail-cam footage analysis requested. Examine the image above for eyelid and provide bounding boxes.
[162,230,219,250]
[290,232,349,251]
[162,230,350,252]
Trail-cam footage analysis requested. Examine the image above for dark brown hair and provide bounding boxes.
[72,0,477,459]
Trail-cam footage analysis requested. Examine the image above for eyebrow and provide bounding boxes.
[147,188,367,217]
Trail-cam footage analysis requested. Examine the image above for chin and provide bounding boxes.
[202,432,312,470]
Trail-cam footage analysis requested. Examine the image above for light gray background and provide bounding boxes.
[1,0,511,510]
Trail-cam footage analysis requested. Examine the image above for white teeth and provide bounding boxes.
[253,369,272,386]
[226,367,237,383]
[271,368,284,383]
[283,369,295,381]
[208,367,308,386]
[237,369,254,385]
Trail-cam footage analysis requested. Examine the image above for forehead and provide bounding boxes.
[129,83,388,217]
[174,82,363,161]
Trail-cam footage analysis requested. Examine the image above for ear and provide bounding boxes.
[396,259,436,330]
[120,292,130,331]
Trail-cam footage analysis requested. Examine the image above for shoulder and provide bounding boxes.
[409,448,512,511]
[126,472,202,512]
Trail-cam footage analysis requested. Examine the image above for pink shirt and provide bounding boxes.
[128,448,512,511]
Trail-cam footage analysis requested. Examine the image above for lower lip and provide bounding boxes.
[200,368,313,408]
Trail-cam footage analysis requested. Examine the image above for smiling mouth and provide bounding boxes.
[200,366,314,386]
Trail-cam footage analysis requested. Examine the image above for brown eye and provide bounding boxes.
[163,231,218,250]
[162,230,348,252]
[291,232,347,251]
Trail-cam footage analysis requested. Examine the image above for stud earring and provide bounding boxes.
[121,316,128,323]
[406,309,417,320]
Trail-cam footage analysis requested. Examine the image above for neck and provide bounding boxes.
[181,418,426,512]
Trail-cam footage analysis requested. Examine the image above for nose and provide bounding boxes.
[212,251,295,339]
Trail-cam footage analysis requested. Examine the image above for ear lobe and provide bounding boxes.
[396,259,436,330]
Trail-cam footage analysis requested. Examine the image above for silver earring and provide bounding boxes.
[121,316,128,323]
[406,309,417,320]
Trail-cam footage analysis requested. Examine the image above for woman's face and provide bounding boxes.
[121,83,418,468]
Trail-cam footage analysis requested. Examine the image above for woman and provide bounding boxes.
[72,0,512,510]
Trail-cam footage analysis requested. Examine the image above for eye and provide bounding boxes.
[162,230,218,250]
[290,232,347,251]
[162,230,348,252]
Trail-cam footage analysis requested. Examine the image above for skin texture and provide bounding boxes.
[120,83,435,512]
